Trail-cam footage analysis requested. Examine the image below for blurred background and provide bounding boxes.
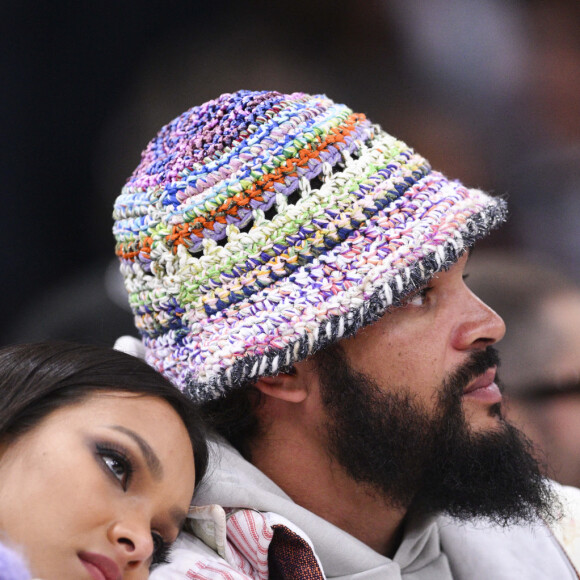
[1,0,579,480]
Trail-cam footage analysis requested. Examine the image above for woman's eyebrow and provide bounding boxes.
[108,425,163,480]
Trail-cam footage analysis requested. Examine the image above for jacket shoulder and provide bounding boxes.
[549,482,580,575]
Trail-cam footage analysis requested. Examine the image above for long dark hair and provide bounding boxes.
[0,341,208,486]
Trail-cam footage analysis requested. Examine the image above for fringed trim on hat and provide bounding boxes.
[183,198,507,402]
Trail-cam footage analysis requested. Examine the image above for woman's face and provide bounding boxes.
[0,392,196,580]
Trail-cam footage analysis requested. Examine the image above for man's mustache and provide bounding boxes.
[448,346,502,395]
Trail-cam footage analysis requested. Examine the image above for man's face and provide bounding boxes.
[314,254,554,523]
[337,254,505,433]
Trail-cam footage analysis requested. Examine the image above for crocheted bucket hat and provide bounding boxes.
[113,90,506,401]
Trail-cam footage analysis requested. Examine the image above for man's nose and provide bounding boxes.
[451,287,506,351]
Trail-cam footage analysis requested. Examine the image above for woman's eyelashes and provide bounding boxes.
[96,443,134,491]
[151,532,172,565]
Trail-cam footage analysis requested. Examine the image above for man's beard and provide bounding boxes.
[315,345,556,525]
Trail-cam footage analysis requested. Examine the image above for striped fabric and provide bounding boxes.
[181,508,324,579]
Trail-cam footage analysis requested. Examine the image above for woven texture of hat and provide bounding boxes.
[113,90,506,401]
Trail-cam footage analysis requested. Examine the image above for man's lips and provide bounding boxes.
[462,367,502,403]
[79,552,122,580]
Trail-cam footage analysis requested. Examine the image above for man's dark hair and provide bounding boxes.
[201,383,262,459]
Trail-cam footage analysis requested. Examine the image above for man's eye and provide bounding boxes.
[406,287,432,307]
[97,446,133,490]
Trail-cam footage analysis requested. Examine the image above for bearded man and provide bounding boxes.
[113,90,580,578]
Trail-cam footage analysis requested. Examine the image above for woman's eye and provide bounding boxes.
[98,447,133,490]
[151,532,171,566]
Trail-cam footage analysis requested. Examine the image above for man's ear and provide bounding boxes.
[254,363,312,404]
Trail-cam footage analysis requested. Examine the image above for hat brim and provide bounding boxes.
[143,176,506,401]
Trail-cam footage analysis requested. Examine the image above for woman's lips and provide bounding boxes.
[463,367,502,404]
[79,552,122,580]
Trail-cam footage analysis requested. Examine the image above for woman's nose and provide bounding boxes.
[109,519,154,569]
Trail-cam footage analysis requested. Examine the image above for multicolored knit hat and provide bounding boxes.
[113,90,507,402]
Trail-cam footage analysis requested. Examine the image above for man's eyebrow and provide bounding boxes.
[109,425,163,480]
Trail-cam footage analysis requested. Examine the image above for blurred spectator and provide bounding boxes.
[385,0,580,283]
[501,0,580,283]
[467,251,580,487]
